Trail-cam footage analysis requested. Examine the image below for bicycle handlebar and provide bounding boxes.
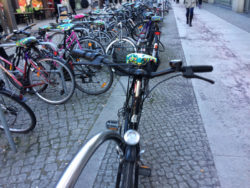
[70,49,214,84]
[2,23,36,42]
[102,58,214,83]
[182,65,213,73]
[23,23,36,31]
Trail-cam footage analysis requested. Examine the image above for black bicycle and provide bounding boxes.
[56,52,214,188]
[0,80,36,133]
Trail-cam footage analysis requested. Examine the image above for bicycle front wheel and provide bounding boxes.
[0,91,36,133]
[28,57,75,104]
[106,38,137,64]
[121,161,138,188]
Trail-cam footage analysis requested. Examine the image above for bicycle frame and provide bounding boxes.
[46,30,83,59]
[0,48,51,90]
[63,31,83,51]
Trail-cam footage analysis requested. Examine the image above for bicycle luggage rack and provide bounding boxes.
[56,130,124,188]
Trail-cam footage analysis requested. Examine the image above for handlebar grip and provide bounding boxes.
[183,66,213,73]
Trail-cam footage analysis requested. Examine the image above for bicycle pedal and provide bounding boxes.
[106,120,119,131]
[139,165,151,177]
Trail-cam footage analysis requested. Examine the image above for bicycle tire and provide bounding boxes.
[28,57,75,104]
[48,31,65,49]
[92,31,111,48]
[70,59,114,95]
[71,37,106,55]
[106,38,137,64]
[121,162,137,188]
[131,22,146,41]
[0,91,36,133]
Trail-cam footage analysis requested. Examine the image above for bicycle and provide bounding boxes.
[38,23,114,95]
[0,32,75,105]
[56,52,214,188]
[0,80,36,133]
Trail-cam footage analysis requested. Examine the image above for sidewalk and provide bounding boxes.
[202,3,250,33]
[172,2,250,188]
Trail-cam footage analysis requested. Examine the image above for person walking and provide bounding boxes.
[54,0,61,23]
[198,0,202,8]
[185,0,196,27]
[69,0,76,14]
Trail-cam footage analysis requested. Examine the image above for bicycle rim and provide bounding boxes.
[29,58,75,104]
[72,38,105,55]
[74,63,114,95]
[106,38,137,64]
[0,92,36,133]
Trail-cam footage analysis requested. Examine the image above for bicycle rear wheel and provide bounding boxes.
[72,61,113,95]
[71,37,105,55]
[0,91,36,133]
[28,57,75,104]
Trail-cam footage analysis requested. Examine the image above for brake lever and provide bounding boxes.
[183,67,214,84]
[192,74,215,84]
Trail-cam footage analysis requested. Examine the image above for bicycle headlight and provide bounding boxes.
[124,130,140,145]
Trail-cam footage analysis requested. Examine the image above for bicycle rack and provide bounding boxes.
[56,131,124,188]
[0,104,17,152]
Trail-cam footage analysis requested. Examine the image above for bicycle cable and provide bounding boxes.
[142,73,182,103]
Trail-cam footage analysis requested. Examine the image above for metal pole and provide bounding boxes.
[2,0,18,32]
[0,103,17,152]
[0,5,8,33]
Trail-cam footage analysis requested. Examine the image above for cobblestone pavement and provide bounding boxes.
[0,83,119,188]
[93,10,221,188]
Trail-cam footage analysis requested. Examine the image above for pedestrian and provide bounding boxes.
[54,0,61,23]
[69,0,76,14]
[185,0,196,27]
[198,0,202,8]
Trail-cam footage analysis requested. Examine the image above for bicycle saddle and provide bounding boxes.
[126,53,157,66]
[73,14,85,19]
[151,16,163,22]
[16,36,37,48]
[57,23,75,31]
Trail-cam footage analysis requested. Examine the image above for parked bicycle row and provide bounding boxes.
[0,0,169,134]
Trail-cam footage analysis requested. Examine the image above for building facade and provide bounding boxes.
[209,0,250,12]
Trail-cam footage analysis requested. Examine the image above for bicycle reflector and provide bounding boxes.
[124,130,140,145]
